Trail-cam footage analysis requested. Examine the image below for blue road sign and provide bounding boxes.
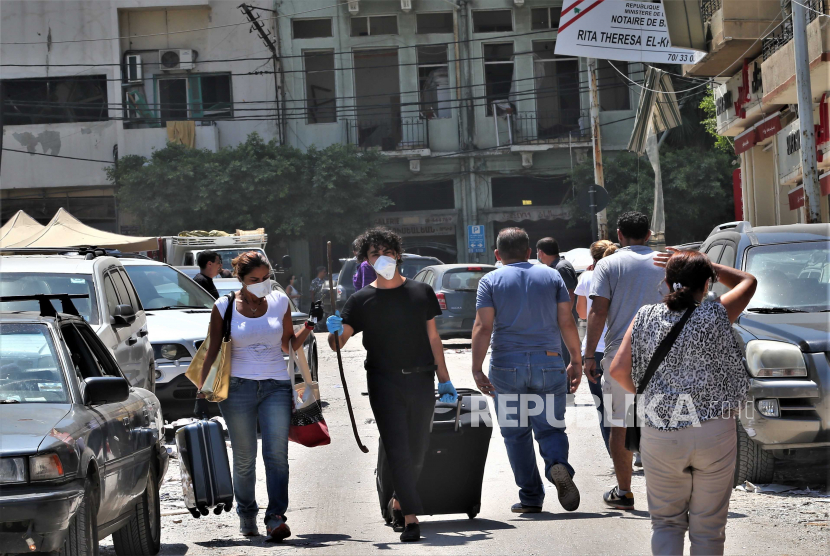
[467,225,485,253]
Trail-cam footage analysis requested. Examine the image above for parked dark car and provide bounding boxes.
[323,254,443,317]
[0,294,168,555]
[412,264,497,339]
[699,221,830,485]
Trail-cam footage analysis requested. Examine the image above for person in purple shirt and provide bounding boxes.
[353,259,377,291]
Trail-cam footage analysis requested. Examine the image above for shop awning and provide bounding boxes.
[0,211,46,247]
[2,208,157,251]
[627,66,683,155]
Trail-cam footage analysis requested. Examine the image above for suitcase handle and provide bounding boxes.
[431,395,463,433]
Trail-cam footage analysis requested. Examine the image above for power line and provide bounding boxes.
[2,148,114,164]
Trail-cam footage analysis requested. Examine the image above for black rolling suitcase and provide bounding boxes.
[376,388,492,521]
[176,417,234,518]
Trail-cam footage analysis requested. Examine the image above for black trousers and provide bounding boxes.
[368,371,435,516]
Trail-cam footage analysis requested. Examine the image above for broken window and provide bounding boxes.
[483,43,514,116]
[353,49,401,149]
[532,41,579,137]
[417,12,454,34]
[473,10,513,33]
[292,18,332,39]
[598,60,630,111]
[350,15,398,36]
[156,74,232,122]
[2,75,108,126]
[304,51,337,124]
[531,7,561,30]
[418,46,450,119]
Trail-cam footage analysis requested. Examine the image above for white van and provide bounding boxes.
[0,254,155,389]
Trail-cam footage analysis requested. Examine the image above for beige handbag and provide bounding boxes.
[185,293,235,402]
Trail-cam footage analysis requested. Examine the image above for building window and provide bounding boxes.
[417,46,450,119]
[352,49,402,149]
[156,74,232,122]
[483,43,514,115]
[532,41,579,136]
[304,51,337,124]
[350,15,398,36]
[416,12,454,34]
[598,60,630,111]
[2,75,108,125]
[473,10,513,33]
[292,18,332,39]
[531,7,561,30]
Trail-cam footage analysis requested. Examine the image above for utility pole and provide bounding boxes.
[0,81,5,174]
[239,3,284,144]
[792,1,822,223]
[587,58,609,239]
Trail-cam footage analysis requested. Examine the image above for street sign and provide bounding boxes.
[467,225,485,253]
[577,184,609,214]
[554,0,706,65]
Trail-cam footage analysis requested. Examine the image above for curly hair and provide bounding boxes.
[354,227,404,263]
[617,211,650,240]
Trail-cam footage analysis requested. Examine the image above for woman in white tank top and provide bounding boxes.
[196,252,322,541]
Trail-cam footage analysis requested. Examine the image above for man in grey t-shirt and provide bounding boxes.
[584,212,668,511]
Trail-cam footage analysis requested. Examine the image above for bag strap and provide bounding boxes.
[222,292,235,342]
[636,305,696,395]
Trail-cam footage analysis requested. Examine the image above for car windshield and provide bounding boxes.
[0,274,99,325]
[744,241,830,312]
[0,323,68,403]
[401,258,441,279]
[442,269,491,291]
[123,265,215,310]
[337,260,358,287]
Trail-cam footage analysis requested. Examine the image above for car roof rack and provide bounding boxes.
[707,221,752,237]
[0,294,88,318]
[0,246,110,259]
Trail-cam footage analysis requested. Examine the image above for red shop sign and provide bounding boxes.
[820,173,830,196]
[788,186,805,210]
[734,128,757,155]
[756,115,782,142]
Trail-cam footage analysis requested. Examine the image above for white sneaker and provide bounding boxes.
[239,515,259,536]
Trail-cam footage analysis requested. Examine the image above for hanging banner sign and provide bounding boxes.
[554,0,706,64]
[788,185,805,211]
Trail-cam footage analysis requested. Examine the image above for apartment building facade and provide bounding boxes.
[2,0,639,270]
[666,0,830,226]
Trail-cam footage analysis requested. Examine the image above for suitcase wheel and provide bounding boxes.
[224,501,233,513]
[188,508,201,519]
[467,511,478,519]
[198,505,209,516]
[213,506,223,516]
[467,504,480,519]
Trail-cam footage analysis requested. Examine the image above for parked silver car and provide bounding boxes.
[412,264,497,339]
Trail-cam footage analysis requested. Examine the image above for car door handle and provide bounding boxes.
[127,336,137,346]
[137,329,148,337]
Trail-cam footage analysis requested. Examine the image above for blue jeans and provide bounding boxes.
[588,351,611,455]
[219,377,292,523]
[489,350,573,507]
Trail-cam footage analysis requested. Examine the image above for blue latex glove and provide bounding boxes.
[326,311,343,335]
[437,380,458,403]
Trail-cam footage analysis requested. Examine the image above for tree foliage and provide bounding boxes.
[566,147,736,244]
[699,89,735,154]
[108,134,390,242]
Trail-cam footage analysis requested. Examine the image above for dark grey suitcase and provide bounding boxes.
[176,418,234,518]
[376,388,492,520]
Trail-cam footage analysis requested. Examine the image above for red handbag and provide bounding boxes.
[288,347,331,447]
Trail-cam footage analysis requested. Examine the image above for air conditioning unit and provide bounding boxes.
[400,0,412,11]
[348,0,359,14]
[159,49,194,71]
[125,54,143,82]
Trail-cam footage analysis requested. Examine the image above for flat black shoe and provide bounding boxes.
[387,498,404,532]
[400,523,421,542]
[511,503,543,513]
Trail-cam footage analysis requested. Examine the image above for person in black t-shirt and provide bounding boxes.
[194,250,221,299]
[326,228,457,544]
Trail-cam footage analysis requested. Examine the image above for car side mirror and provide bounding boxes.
[111,304,136,327]
[282,255,292,270]
[84,376,129,405]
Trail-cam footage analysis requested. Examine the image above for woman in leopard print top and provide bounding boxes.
[610,249,756,556]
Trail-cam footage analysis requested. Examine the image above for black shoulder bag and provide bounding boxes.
[624,305,696,452]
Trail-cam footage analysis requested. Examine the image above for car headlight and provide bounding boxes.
[153,343,190,361]
[745,340,808,378]
[30,454,64,481]
[0,457,27,484]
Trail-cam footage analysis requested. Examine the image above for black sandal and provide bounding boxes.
[387,498,404,532]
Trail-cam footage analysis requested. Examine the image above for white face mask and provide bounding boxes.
[245,279,271,298]
[372,255,398,280]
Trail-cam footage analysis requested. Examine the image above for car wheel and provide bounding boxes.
[113,465,161,555]
[734,420,775,487]
[59,476,99,556]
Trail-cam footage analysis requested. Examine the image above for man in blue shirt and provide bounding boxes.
[471,227,583,514]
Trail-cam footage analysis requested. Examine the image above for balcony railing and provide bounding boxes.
[346,117,429,151]
[494,109,589,146]
[762,0,825,61]
[701,0,722,24]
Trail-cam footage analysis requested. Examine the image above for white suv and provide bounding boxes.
[0,254,154,389]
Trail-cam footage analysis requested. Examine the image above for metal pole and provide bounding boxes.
[587,58,609,239]
[589,185,598,242]
[792,1,822,223]
[493,103,500,147]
